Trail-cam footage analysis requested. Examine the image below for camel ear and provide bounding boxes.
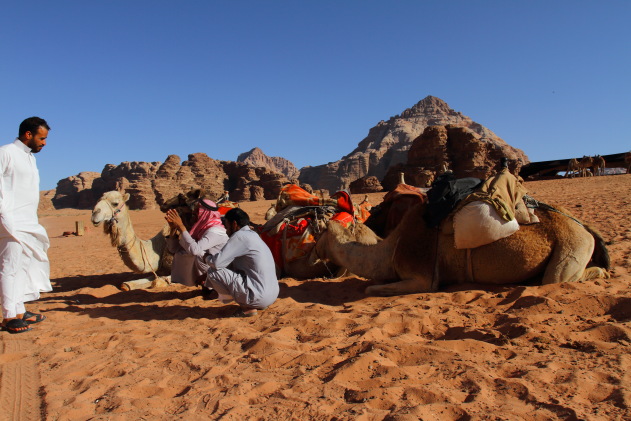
[190,188,202,200]
[124,193,130,202]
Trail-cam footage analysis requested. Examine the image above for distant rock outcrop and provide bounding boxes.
[349,176,383,194]
[381,124,528,190]
[238,147,300,181]
[299,95,529,193]
[52,153,290,210]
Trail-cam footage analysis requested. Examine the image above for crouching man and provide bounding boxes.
[204,208,278,317]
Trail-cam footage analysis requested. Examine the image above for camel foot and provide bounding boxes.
[150,276,172,289]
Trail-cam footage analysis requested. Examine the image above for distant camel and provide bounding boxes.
[565,158,580,178]
[579,156,594,177]
[625,151,631,174]
[592,155,606,176]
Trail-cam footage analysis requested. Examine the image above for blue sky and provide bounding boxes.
[1,1,629,190]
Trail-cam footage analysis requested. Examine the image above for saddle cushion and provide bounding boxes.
[453,201,519,249]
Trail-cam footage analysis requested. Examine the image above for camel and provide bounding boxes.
[310,200,610,296]
[579,156,594,177]
[592,155,606,176]
[265,204,277,221]
[565,158,580,178]
[161,187,379,279]
[91,191,173,290]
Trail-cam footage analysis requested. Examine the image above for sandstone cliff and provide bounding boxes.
[299,95,529,193]
[52,153,289,210]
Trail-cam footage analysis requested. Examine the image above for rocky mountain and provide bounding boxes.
[43,95,530,210]
[50,153,290,210]
[299,95,529,193]
[237,147,300,181]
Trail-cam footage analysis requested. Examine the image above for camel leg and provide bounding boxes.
[365,277,432,296]
[540,240,593,285]
[151,275,172,289]
[120,275,172,291]
[120,277,154,291]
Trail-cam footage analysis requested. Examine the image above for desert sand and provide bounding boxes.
[1,175,630,420]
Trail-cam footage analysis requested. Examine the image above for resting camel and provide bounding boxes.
[161,187,380,279]
[592,155,606,176]
[565,158,580,178]
[310,200,610,296]
[91,191,173,290]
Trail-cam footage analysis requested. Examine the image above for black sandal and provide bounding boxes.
[3,319,32,334]
[22,311,46,325]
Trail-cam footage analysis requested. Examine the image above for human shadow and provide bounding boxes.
[41,272,201,306]
[45,301,234,322]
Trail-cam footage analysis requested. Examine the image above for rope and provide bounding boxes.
[108,199,163,283]
[523,195,584,227]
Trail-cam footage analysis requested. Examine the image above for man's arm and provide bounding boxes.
[0,149,15,235]
[206,233,244,270]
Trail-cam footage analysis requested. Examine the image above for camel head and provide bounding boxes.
[307,221,380,267]
[160,187,213,230]
[91,191,130,227]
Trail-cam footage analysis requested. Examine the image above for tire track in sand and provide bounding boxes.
[0,337,42,421]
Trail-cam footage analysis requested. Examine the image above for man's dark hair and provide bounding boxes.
[224,207,250,228]
[19,117,50,137]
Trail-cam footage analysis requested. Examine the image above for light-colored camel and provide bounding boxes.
[592,155,606,176]
[625,151,631,174]
[310,201,610,296]
[579,156,594,177]
[265,204,277,221]
[565,158,580,178]
[92,191,172,290]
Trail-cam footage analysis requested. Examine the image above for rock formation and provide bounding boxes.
[349,176,383,194]
[381,124,528,190]
[47,96,530,208]
[52,153,290,210]
[238,147,300,181]
[299,95,529,193]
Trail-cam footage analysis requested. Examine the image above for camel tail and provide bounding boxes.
[583,222,610,270]
[537,202,610,271]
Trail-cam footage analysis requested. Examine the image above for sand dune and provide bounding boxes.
[1,175,630,420]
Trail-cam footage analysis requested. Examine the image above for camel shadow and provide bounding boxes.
[278,276,382,306]
[51,272,144,292]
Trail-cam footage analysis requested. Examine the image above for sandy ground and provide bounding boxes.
[1,175,630,420]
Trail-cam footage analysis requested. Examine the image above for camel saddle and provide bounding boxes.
[427,170,539,249]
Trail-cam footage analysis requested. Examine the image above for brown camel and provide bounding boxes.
[310,201,610,296]
[579,155,593,177]
[565,158,580,178]
[592,155,606,176]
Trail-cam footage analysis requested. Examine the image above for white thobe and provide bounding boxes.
[0,139,51,318]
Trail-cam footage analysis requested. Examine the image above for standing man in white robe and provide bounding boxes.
[0,117,52,334]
